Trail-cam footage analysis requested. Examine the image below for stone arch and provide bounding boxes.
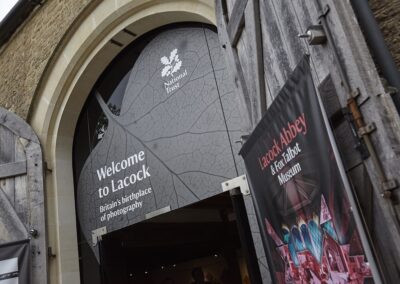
[28,1,215,283]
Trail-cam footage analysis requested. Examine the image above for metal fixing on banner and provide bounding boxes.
[221,175,250,195]
[145,206,171,220]
[91,226,107,246]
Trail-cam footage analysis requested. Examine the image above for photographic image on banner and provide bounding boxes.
[240,57,373,283]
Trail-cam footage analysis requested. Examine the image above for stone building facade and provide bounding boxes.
[0,0,95,118]
[1,1,399,119]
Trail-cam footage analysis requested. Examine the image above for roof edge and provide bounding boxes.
[0,0,44,48]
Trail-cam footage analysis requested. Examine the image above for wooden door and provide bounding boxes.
[0,107,47,284]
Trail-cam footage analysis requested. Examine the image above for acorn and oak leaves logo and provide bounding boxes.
[161,48,182,77]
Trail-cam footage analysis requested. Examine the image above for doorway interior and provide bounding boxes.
[98,192,255,284]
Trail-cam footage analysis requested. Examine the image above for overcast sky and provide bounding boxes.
[0,0,18,22]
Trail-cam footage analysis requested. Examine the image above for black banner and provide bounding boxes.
[240,58,374,283]
[0,239,30,284]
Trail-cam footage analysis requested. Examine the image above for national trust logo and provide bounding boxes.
[161,48,188,94]
[161,48,182,77]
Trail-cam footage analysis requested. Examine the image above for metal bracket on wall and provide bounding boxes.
[298,25,327,45]
[341,108,370,160]
[221,175,250,196]
[91,226,107,246]
[382,180,398,198]
[47,247,56,258]
[43,161,52,173]
[357,123,376,137]
[318,4,331,20]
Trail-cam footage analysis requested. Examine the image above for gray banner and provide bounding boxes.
[76,27,245,258]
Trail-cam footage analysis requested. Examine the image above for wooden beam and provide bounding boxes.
[0,160,27,179]
[216,0,252,131]
[246,0,267,117]
[0,108,40,143]
[0,188,27,243]
[227,0,248,46]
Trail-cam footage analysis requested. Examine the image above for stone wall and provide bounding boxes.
[369,0,400,70]
[0,0,95,119]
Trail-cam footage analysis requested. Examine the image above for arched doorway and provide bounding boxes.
[28,2,218,283]
[72,23,257,283]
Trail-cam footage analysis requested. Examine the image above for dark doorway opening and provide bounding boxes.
[98,192,256,284]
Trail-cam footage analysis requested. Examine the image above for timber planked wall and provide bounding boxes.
[0,107,47,284]
[216,0,400,283]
